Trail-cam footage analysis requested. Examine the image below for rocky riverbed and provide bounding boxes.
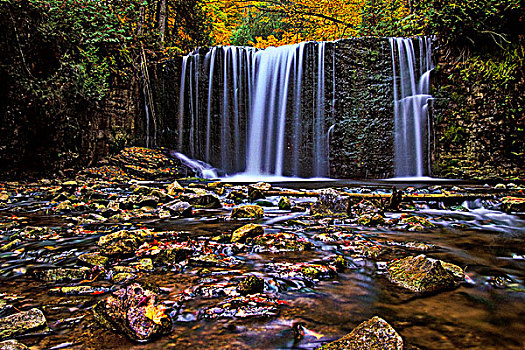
[0,148,524,349]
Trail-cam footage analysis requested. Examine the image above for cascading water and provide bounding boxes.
[178,43,331,178]
[175,38,433,179]
[390,37,434,178]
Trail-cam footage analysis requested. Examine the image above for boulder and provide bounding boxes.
[0,308,47,340]
[93,283,171,342]
[247,185,265,201]
[231,224,264,243]
[319,316,403,350]
[387,255,460,293]
[231,205,264,219]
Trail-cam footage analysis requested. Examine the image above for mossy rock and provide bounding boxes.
[78,252,109,267]
[278,197,292,210]
[231,224,264,243]
[387,255,458,293]
[357,214,385,226]
[36,267,90,282]
[319,316,403,350]
[154,246,193,265]
[98,230,149,257]
[237,275,264,295]
[231,205,264,219]
[0,308,48,340]
[0,339,29,349]
[93,283,171,342]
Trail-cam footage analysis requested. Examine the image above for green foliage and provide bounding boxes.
[230,7,287,46]
[420,0,522,50]
[359,0,426,37]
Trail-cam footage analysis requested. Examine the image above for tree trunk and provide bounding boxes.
[158,0,167,46]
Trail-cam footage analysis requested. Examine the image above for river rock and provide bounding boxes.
[311,189,350,216]
[500,196,525,213]
[93,283,171,342]
[231,224,264,243]
[154,246,193,265]
[0,308,47,340]
[166,181,184,195]
[231,205,264,218]
[181,193,221,209]
[278,197,292,210]
[165,201,193,217]
[0,239,21,253]
[237,275,264,295]
[0,340,29,350]
[387,255,458,293]
[98,229,150,257]
[248,185,265,201]
[136,195,159,208]
[319,316,403,350]
[78,252,109,267]
[36,267,91,282]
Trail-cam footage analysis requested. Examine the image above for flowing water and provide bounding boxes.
[0,181,524,349]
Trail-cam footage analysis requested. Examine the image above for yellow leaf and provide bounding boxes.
[145,303,166,325]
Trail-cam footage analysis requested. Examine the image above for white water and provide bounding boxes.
[177,38,434,179]
[171,152,218,179]
[178,43,330,178]
[390,37,434,178]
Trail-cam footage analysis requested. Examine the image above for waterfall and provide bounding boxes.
[175,38,433,179]
[390,37,434,178]
[178,43,331,178]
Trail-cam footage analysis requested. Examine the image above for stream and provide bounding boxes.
[0,180,524,350]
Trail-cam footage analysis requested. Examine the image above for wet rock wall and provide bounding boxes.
[331,37,395,178]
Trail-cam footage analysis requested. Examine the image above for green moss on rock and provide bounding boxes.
[319,316,403,350]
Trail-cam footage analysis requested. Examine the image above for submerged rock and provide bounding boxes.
[93,283,171,342]
[231,224,264,243]
[319,316,403,350]
[0,308,47,340]
[231,205,264,219]
[387,255,460,293]
[199,294,279,319]
[251,233,313,252]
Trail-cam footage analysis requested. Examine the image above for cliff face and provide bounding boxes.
[431,37,524,180]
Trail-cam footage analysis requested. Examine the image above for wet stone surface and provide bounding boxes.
[0,162,524,349]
